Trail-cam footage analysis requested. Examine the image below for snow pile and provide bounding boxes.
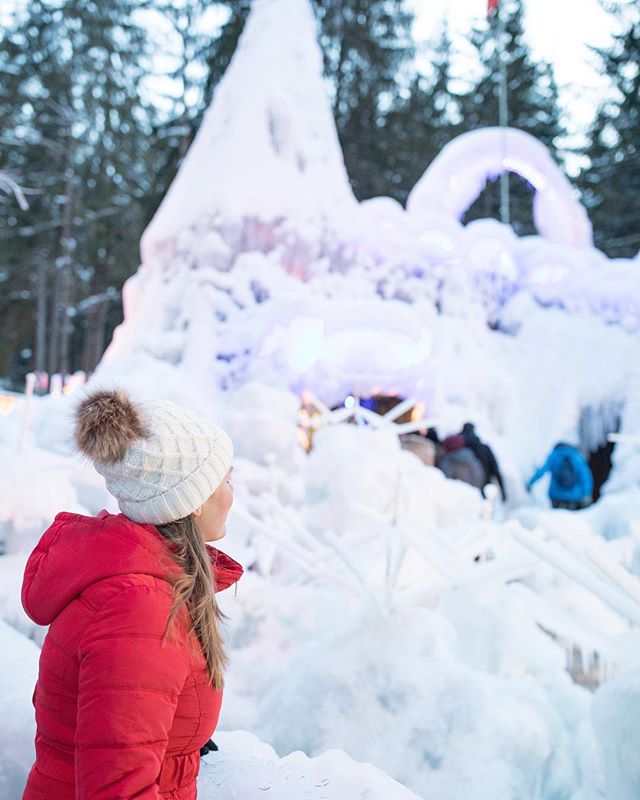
[199,731,421,800]
[592,670,640,799]
[208,419,639,798]
[0,620,38,800]
[218,571,600,800]
[0,613,421,800]
[304,424,484,535]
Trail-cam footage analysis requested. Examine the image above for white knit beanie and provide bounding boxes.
[74,389,233,525]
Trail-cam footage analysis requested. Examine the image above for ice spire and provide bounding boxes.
[142,0,357,261]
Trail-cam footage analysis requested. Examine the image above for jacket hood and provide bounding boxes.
[22,510,243,626]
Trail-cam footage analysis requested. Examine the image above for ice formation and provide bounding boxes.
[101,0,640,435]
[407,126,593,247]
[141,0,358,262]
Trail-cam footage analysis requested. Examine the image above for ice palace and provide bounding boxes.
[2,0,640,797]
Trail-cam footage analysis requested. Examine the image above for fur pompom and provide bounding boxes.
[74,389,148,465]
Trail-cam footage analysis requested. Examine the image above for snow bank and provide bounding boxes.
[199,731,422,800]
[219,572,599,800]
[0,446,86,555]
[0,620,38,800]
[305,424,483,535]
[593,670,640,799]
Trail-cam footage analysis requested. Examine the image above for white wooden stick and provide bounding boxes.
[383,396,417,421]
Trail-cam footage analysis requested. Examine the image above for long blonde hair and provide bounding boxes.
[157,515,227,688]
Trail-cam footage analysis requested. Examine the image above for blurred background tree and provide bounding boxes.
[459,0,566,236]
[0,0,151,381]
[578,1,640,258]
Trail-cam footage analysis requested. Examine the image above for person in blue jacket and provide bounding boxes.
[527,442,593,510]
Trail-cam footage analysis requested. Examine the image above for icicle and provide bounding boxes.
[512,528,640,625]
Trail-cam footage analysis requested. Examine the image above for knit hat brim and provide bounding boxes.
[117,430,233,525]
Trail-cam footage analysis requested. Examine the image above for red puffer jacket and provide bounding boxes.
[20,510,243,800]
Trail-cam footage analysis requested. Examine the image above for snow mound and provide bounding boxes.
[305,424,483,534]
[0,446,87,555]
[0,620,38,800]
[199,731,422,800]
[592,670,640,800]
[220,577,598,800]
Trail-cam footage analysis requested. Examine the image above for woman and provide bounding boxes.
[21,389,243,800]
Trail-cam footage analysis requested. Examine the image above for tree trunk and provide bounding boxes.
[80,295,109,374]
[34,252,48,373]
[48,141,76,376]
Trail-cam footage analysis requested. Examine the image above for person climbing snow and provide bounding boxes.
[437,432,486,494]
[527,441,593,510]
[21,389,243,800]
[460,422,507,502]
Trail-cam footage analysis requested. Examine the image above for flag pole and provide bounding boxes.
[496,1,510,225]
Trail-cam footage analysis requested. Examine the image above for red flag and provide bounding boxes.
[488,0,499,15]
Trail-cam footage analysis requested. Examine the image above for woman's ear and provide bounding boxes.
[192,506,203,518]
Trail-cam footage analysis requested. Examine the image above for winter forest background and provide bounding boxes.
[0,0,639,388]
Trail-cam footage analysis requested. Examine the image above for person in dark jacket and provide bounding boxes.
[438,446,486,491]
[22,389,243,800]
[460,422,507,501]
[527,442,593,510]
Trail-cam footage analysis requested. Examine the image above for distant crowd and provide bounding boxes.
[401,423,594,510]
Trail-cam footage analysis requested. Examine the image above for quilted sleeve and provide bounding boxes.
[207,546,244,592]
[75,583,191,800]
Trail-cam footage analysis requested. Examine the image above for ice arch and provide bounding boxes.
[407,127,593,248]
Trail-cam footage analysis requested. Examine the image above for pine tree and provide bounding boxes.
[202,1,252,108]
[380,24,463,204]
[0,0,151,380]
[580,3,640,258]
[314,0,415,199]
[142,1,235,224]
[459,0,566,235]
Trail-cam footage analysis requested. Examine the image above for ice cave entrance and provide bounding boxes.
[579,402,623,501]
[462,173,536,236]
